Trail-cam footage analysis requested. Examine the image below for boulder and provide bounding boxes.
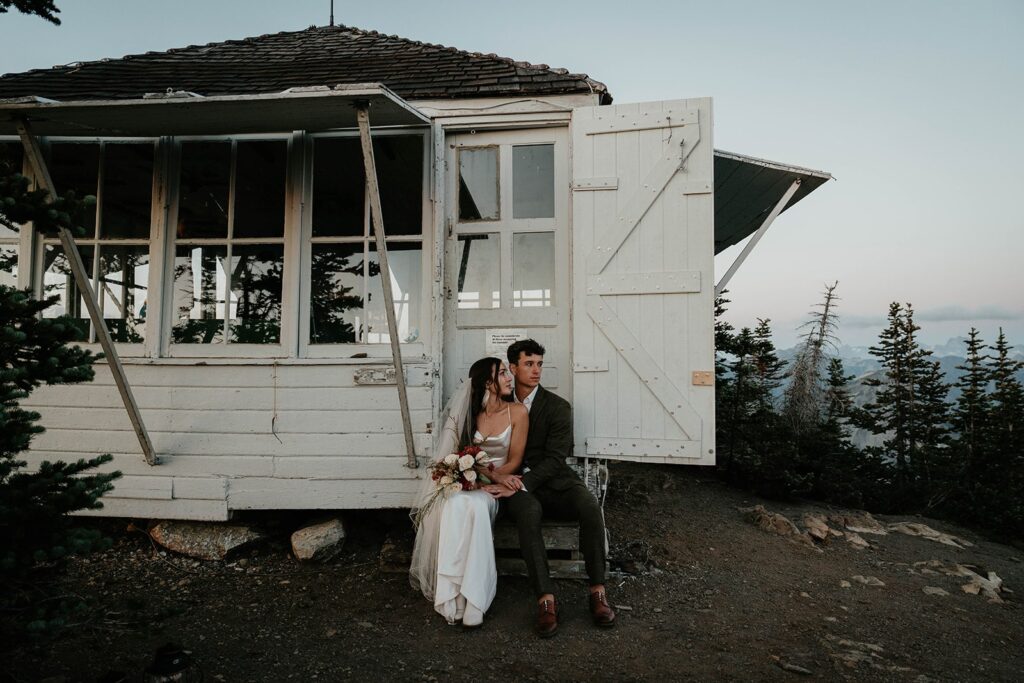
[922,586,949,596]
[802,514,832,543]
[830,512,888,536]
[739,505,813,547]
[887,522,973,549]
[291,518,347,562]
[149,521,265,561]
[845,532,870,550]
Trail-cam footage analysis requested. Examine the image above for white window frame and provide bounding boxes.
[298,127,432,359]
[31,136,163,358]
[161,133,297,359]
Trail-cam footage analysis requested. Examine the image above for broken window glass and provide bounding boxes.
[456,233,500,309]
[458,147,499,221]
[364,243,423,344]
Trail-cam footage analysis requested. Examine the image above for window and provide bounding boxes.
[0,142,23,288]
[172,139,287,345]
[458,147,499,221]
[42,141,154,343]
[309,134,424,345]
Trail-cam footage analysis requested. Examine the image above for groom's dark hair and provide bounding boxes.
[508,338,546,365]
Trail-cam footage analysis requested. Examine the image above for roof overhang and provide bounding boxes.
[713,150,831,254]
[0,83,430,136]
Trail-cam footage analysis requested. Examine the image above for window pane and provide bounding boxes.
[513,232,555,308]
[365,244,422,344]
[98,245,149,343]
[310,243,364,344]
[178,142,230,239]
[42,244,93,341]
[456,234,499,309]
[0,142,23,239]
[234,140,287,239]
[102,143,154,239]
[171,245,227,344]
[458,147,499,221]
[49,143,99,236]
[513,144,554,219]
[312,137,364,238]
[0,245,17,287]
[227,244,283,344]
[375,136,423,236]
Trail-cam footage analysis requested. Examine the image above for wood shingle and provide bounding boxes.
[0,24,612,103]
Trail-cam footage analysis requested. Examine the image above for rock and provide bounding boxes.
[769,655,813,676]
[957,567,1003,602]
[802,514,832,543]
[291,518,347,562]
[887,521,973,549]
[851,575,885,587]
[830,511,888,536]
[839,580,852,589]
[845,532,870,550]
[922,586,949,596]
[739,505,814,547]
[149,521,265,561]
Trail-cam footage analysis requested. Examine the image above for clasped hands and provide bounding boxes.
[483,471,523,498]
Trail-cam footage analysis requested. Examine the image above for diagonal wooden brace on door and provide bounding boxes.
[585,295,702,439]
[17,119,157,466]
[355,104,418,469]
[586,113,700,275]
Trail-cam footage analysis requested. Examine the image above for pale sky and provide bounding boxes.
[1,0,1021,349]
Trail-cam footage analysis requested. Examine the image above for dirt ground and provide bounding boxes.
[3,463,1022,682]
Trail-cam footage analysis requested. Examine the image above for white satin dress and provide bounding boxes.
[432,417,510,625]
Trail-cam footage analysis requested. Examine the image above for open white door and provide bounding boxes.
[571,98,715,465]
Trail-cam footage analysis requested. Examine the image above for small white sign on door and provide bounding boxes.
[485,329,528,358]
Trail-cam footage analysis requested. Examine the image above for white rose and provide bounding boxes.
[439,475,454,486]
[458,454,476,471]
[464,470,477,483]
[443,453,458,466]
[446,482,462,496]
[475,452,489,463]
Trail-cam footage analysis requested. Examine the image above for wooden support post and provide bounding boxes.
[355,105,418,469]
[17,119,158,466]
[715,178,801,297]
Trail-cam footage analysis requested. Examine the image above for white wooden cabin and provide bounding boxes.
[0,26,830,520]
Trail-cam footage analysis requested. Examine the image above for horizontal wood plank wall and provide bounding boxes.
[22,363,432,519]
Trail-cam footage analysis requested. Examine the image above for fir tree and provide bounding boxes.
[952,329,991,475]
[988,329,1024,455]
[1,132,120,634]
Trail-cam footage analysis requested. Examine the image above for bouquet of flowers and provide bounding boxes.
[413,445,493,528]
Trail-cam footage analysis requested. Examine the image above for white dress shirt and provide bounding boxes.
[517,385,540,413]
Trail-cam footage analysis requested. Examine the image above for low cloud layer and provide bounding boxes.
[843,306,1023,328]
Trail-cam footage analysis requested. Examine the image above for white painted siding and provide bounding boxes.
[23,362,430,519]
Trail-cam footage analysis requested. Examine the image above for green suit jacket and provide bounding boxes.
[520,386,583,492]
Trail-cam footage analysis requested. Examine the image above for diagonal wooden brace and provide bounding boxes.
[355,105,418,469]
[17,119,157,466]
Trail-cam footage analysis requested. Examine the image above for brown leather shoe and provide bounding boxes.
[535,598,558,638]
[590,590,616,627]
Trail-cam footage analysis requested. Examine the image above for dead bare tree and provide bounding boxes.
[783,281,841,431]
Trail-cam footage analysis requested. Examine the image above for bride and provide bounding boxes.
[409,356,528,627]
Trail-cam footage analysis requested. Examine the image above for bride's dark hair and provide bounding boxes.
[467,357,506,440]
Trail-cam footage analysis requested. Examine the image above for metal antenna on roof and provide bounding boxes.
[329,0,334,26]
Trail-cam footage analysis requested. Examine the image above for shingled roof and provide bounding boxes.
[0,24,612,104]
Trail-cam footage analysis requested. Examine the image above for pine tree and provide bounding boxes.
[980,329,1024,535]
[951,329,992,485]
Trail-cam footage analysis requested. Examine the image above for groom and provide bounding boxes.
[494,339,615,637]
